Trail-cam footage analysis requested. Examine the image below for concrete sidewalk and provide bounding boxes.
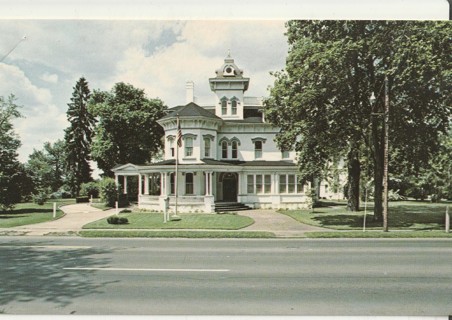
[0,204,328,237]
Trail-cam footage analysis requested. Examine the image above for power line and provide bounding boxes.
[0,35,27,63]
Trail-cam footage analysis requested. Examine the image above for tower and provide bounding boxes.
[208,53,250,120]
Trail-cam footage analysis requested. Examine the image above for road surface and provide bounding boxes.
[1,237,451,315]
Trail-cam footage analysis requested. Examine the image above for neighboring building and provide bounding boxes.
[113,54,312,213]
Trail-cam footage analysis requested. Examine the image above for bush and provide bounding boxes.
[80,182,100,198]
[76,196,89,203]
[107,216,129,224]
[33,190,49,205]
[99,178,118,207]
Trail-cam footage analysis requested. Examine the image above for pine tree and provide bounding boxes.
[64,77,96,196]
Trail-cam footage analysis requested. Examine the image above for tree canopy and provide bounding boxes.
[89,82,167,177]
[265,21,451,220]
[0,95,23,210]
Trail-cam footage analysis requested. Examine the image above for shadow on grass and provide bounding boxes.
[0,239,116,311]
[0,208,52,216]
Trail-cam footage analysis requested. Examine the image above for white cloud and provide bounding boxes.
[0,63,67,162]
[40,72,58,84]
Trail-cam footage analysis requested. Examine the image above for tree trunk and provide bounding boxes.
[347,148,361,211]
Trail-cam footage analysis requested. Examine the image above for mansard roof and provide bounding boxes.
[160,102,221,120]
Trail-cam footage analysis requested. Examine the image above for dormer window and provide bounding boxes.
[251,137,267,159]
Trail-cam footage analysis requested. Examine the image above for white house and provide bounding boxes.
[112,54,313,213]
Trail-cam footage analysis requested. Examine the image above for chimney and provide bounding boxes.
[186,81,194,103]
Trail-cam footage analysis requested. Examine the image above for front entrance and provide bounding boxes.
[221,172,238,202]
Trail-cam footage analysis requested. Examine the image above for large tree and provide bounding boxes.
[64,77,96,196]
[89,82,167,177]
[265,21,451,221]
[27,140,66,194]
[0,95,23,210]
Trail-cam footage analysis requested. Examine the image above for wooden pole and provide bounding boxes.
[383,75,389,232]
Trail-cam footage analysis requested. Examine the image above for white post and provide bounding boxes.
[144,174,150,195]
[53,202,57,218]
[123,176,128,194]
[138,174,142,196]
[446,206,450,233]
[115,201,119,215]
[363,187,368,232]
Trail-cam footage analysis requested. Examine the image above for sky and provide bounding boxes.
[0,20,288,162]
[0,0,448,165]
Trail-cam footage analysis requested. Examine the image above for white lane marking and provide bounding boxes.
[64,267,230,272]
[1,245,91,250]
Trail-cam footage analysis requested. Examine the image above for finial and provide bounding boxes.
[227,49,231,58]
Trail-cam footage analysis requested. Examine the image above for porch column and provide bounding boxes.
[205,172,209,196]
[160,172,166,195]
[209,172,213,196]
[273,173,279,194]
[144,174,150,195]
[138,174,142,195]
[123,176,128,194]
[115,174,119,189]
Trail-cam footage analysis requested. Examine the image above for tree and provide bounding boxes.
[265,21,451,221]
[64,77,96,196]
[89,82,167,177]
[0,95,23,210]
[27,140,66,194]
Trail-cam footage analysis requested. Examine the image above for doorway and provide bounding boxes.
[221,172,238,202]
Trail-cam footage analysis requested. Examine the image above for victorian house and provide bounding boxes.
[112,55,317,213]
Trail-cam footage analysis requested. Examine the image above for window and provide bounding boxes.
[279,175,287,193]
[231,99,237,115]
[247,174,271,194]
[222,141,228,158]
[288,175,296,193]
[279,174,304,194]
[264,175,271,193]
[185,137,193,157]
[221,98,227,115]
[282,150,290,159]
[170,173,175,195]
[185,173,194,195]
[254,141,263,159]
[231,141,238,159]
[149,173,161,195]
[247,175,254,193]
[256,175,263,194]
[204,138,211,157]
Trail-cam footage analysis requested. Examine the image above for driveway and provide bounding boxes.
[239,209,328,237]
[1,204,327,237]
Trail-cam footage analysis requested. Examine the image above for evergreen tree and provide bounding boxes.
[64,77,96,196]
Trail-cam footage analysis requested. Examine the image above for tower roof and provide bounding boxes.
[160,102,222,120]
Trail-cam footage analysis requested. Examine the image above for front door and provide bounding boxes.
[222,173,238,202]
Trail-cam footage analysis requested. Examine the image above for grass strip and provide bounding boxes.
[79,230,275,238]
[306,231,452,238]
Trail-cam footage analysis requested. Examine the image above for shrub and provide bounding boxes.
[107,216,129,224]
[80,182,100,198]
[99,178,118,207]
[33,190,49,205]
[76,196,89,203]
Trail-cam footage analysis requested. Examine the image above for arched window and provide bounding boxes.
[185,173,194,195]
[221,140,228,159]
[231,140,238,159]
[254,140,263,159]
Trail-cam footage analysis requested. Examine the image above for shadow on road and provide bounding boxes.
[0,240,115,310]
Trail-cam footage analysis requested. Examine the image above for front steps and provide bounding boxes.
[214,202,252,213]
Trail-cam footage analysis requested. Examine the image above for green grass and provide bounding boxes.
[83,212,255,230]
[0,200,72,228]
[306,230,452,238]
[282,200,451,231]
[80,230,275,238]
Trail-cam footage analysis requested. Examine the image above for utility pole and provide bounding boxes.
[383,74,389,232]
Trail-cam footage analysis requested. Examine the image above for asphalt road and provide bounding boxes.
[0,237,451,316]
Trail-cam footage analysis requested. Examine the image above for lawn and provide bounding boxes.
[0,199,74,228]
[282,200,451,231]
[80,230,275,238]
[83,212,255,230]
